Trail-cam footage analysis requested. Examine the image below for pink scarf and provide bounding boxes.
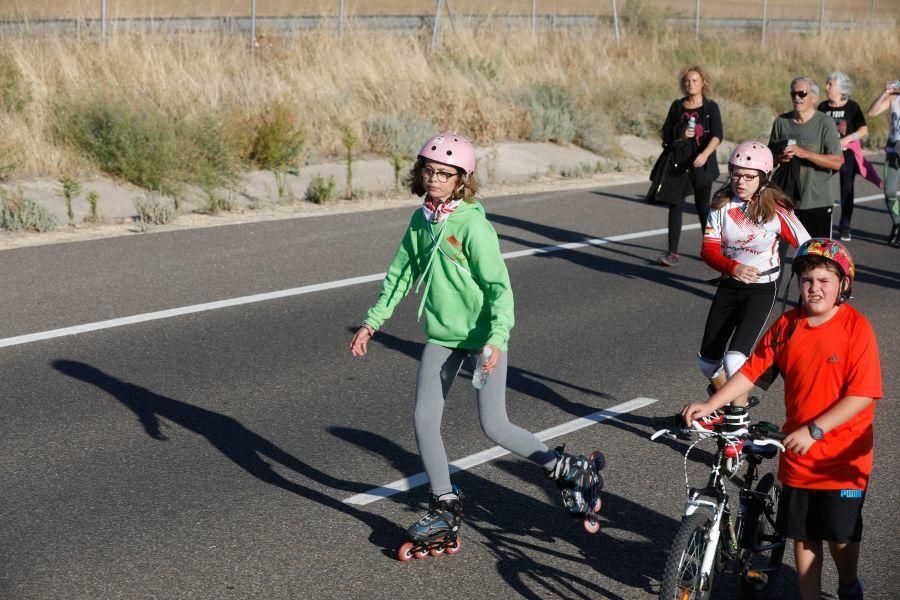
[845,140,883,189]
[422,196,461,223]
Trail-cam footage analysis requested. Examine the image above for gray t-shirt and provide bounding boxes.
[769,111,842,210]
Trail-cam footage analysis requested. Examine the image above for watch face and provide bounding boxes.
[808,423,824,440]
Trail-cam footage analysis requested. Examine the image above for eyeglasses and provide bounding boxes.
[790,90,809,99]
[420,166,457,183]
[730,172,761,182]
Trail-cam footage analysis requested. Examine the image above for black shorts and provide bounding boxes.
[700,278,777,360]
[777,484,866,543]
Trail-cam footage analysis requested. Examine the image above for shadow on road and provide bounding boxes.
[51,359,406,556]
[488,213,716,302]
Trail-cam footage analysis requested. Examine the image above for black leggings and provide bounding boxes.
[838,148,858,232]
[795,206,833,239]
[700,278,778,363]
[667,181,712,253]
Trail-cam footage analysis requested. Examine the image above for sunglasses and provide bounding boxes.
[790,90,809,99]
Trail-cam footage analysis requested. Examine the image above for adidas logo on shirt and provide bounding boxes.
[827,354,840,364]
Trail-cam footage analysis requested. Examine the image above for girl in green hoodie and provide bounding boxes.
[349,134,602,559]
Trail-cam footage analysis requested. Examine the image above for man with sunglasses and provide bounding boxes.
[769,77,844,238]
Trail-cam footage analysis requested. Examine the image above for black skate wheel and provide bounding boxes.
[445,538,462,555]
[589,450,606,471]
[397,542,416,562]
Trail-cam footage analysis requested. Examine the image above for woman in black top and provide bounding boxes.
[658,66,723,266]
[818,71,869,241]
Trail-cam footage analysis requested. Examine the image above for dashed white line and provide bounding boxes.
[342,397,658,506]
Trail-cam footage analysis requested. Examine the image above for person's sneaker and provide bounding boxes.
[840,230,852,241]
[723,439,745,458]
[658,252,679,267]
[837,578,864,600]
[694,410,725,430]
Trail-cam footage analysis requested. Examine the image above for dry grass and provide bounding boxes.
[1,19,898,182]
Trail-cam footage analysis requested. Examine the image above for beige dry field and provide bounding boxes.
[1,0,898,21]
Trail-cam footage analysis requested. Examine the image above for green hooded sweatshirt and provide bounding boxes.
[364,200,514,351]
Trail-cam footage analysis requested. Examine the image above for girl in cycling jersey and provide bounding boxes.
[697,142,810,425]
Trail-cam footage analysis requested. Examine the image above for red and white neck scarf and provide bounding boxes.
[422,195,461,223]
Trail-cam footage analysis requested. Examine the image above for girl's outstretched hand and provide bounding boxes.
[350,326,373,356]
[481,343,501,374]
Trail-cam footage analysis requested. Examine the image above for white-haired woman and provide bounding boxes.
[818,72,869,241]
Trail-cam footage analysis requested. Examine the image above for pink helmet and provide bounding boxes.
[729,141,774,176]
[417,133,476,174]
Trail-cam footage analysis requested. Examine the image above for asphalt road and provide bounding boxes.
[1,175,897,599]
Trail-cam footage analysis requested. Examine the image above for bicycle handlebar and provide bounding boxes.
[650,415,787,447]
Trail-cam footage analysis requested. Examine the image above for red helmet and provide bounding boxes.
[792,238,855,302]
[417,133,476,174]
[728,141,774,176]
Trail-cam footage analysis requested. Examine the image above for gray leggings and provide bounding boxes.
[414,343,556,496]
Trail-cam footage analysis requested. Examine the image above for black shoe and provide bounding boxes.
[837,578,863,600]
[840,229,852,241]
[890,224,900,247]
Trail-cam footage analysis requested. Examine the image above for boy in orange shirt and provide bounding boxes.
[683,238,882,600]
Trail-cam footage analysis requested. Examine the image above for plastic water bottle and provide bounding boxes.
[686,116,696,138]
[471,347,492,390]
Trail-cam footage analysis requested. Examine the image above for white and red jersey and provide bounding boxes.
[702,196,810,283]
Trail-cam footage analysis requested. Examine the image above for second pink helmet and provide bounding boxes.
[418,133,476,174]
[729,141,774,176]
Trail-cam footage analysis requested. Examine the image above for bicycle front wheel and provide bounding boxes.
[739,473,785,599]
[660,512,715,600]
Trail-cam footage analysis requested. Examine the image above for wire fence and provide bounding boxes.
[1,1,897,48]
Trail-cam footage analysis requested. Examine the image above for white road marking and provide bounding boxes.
[342,397,658,506]
[0,193,886,349]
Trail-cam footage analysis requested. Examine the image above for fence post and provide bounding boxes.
[611,0,620,45]
[431,0,442,51]
[250,0,256,52]
[695,0,701,38]
[819,0,825,38]
[531,0,536,46]
[101,0,107,42]
[339,0,345,47]
[761,0,768,47]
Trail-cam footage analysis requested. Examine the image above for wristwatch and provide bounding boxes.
[807,422,825,440]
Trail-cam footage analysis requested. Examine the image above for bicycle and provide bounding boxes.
[651,404,788,600]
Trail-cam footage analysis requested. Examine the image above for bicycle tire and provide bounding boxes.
[660,512,716,600]
[739,473,785,599]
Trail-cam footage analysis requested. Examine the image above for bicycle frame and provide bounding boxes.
[653,418,786,597]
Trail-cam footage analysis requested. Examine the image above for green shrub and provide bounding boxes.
[0,52,31,114]
[248,102,305,172]
[190,114,241,199]
[133,193,176,231]
[517,84,576,143]
[60,94,185,197]
[0,188,58,232]
[304,174,337,204]
[86,191,100,223]
[58,175,81,226]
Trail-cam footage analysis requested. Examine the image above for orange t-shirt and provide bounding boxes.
[740,304,882,490]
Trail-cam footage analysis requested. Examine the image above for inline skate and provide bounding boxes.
[397,489,463,561]
[546,446,606,533]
